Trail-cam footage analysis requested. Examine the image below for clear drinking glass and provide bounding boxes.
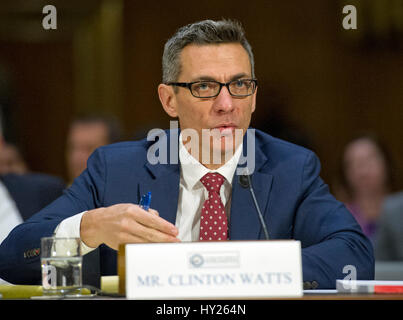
[41,237,82,296]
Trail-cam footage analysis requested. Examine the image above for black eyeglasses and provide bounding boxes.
[167,79,258,98]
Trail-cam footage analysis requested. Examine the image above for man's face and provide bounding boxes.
[0,143,27,175]
[344,138,388,194]
[161,43,256,166]
[66,122,109,181]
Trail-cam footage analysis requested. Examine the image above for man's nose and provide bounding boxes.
[212,85,234,113]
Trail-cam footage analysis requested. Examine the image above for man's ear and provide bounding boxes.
[158,84,178,118]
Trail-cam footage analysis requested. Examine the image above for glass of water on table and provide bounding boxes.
[41,237,83,297]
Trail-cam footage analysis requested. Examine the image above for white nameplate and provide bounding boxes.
[124,240,302,299]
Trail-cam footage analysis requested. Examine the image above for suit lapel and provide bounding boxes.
[141,161,180,225]
[229,132,274,240]
[140,129,181,225]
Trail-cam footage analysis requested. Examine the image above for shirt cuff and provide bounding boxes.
[54,211,97,256]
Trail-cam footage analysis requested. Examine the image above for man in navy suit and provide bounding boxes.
[0,19,374,288]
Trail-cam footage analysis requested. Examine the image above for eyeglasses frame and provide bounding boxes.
[167,78,258,98]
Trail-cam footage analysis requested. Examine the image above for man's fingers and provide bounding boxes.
[148,208,159,217]
[95,204,180,249]
[113,229,180,250]
[130,206,178,236]
[132,222,180,243]
[120,218,180,244]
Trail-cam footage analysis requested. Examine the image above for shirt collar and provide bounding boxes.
[179,132,243,190]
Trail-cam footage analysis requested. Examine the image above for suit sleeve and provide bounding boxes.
[0,148,107,284]
[294,152,374,289]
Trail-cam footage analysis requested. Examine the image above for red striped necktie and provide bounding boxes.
[199,172,228,241]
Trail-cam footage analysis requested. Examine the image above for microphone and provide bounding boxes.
[238,171,270,240]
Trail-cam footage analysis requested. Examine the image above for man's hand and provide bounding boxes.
[80,203,180,250]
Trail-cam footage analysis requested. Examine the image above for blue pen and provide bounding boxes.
[139,191,152,211]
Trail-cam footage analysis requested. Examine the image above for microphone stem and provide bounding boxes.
[246,175,270,240]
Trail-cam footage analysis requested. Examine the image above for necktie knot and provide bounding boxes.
[200,173,225,193]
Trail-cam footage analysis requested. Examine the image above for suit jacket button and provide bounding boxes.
[311,281,318,289]
[303,281,312,290]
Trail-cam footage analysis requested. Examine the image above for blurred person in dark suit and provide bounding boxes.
[375,191,403,261]
[65,116,122,184]
[337,135,394,242]
[0,113,65,245]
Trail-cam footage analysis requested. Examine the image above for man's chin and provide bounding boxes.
[201,140,238,164]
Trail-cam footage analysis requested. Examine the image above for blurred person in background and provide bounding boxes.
[338,135,394,242]
[375,191,403,261]
[65,115,122,184]
[0,112,65,246]
[0,141,28,175]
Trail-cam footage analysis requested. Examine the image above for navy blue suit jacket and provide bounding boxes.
[0,130,374,288]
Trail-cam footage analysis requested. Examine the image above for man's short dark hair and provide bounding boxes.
[162,19,255,83]
[70,115,122,143]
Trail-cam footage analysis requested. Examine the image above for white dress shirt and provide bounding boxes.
[176,136,242,241]
[0,181,23,245]
[55,136,243,253]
